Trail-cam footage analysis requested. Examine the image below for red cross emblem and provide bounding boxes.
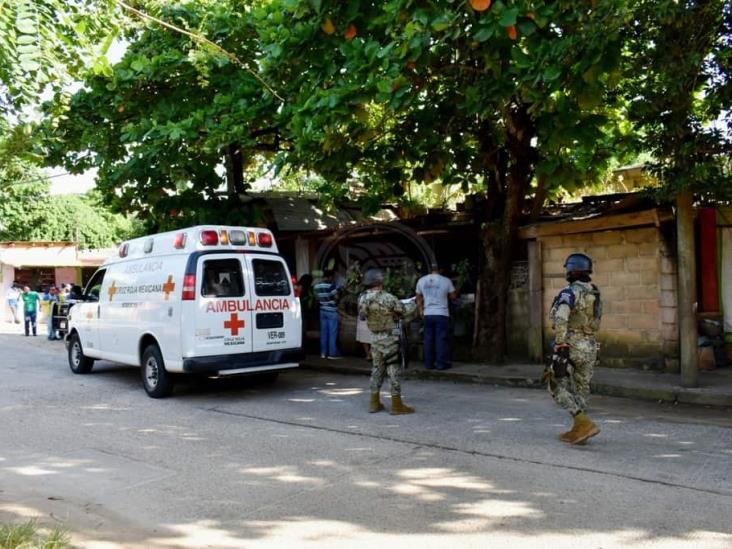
[224,313,245,336]
[107,281,117,301]
[162,275,176,300]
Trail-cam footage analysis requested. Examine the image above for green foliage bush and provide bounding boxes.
[0,520,72,549]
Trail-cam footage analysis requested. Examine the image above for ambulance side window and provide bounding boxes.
[252,259,290,296]
[84,269,107,302]
[202,259,244,298]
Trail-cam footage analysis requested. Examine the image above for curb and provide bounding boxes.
[300,360,732,409]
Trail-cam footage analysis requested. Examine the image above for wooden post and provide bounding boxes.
[676,191,698,387]
[527,240,544,362]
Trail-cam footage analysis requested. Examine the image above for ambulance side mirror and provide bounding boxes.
[69,285,84,300]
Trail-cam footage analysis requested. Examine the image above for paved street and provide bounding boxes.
[1,330,731,548]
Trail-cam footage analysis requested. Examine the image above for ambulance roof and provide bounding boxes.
[105,226,279,264]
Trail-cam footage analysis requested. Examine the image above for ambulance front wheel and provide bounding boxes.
[68,333,94,374]
[142,344,174,398]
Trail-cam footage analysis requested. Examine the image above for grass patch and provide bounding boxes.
[0,520,72,549]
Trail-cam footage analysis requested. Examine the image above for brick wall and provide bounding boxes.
[540,227,678,370]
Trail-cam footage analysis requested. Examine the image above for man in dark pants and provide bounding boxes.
[416,263,457,370]
[20,286,41,336]
[313,269,342,359]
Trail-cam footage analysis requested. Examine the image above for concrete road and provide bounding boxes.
[1,331,731,548]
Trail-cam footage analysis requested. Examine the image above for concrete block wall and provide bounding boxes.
[540,227,678,370]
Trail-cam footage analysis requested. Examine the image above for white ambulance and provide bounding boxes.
[65,226,302,397]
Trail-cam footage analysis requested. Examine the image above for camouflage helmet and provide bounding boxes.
[564,253,593,274]
[362,268,384,288]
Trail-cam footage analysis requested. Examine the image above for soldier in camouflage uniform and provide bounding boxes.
[548,253,603,444]
[359,268,416,415]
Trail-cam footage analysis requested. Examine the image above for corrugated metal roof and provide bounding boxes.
[264,196,397,231]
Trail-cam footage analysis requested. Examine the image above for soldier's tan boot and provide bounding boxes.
[559,415,581,443]
[567,413,600,444]
[369,392,385,413]
[390,395,415,415]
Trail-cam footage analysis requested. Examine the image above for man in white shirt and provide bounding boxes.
[416,263,457,370]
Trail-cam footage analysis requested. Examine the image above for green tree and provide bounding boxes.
[43,0,281,231]
[621,0,731,199]
[0,159,141,248]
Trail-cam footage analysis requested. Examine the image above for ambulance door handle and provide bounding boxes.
[96,305,100,318]
[168,307,173,317]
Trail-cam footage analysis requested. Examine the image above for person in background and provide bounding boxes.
[6,283,20,324]
[295,274,314,346]
[313,269,342,359]
[44,286,60,340]
[20,286,41,337]
[416,262,457,370]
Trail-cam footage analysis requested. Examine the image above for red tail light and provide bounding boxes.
[199,230,218,246]
[174,233,187,249]
[258,232,273,247]
[182,274,196,300]
[292,275,301,297]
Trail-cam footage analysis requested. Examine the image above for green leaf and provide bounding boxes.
[474,26,494,42]
[431,15,451,32]
[16,34,36,45]
[19,58,40,72]
[498,8,519,27]
[543,66,562,81]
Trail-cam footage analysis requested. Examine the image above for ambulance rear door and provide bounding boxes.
[186,254,254,357]
[245,254,301,353]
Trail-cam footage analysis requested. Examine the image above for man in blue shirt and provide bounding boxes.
[416,263,457,370]
[313,269,342,359]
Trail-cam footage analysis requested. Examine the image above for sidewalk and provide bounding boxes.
[301,354,732,409]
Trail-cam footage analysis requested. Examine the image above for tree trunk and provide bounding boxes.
[473,180,525,362]
[473,103,535,362]
[224,142,246,199]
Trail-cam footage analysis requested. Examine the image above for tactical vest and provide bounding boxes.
[552,281,603,335]
[361,290,398,333]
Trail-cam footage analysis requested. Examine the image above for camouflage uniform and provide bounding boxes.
[359,288,406,396]
[549,280,602,416]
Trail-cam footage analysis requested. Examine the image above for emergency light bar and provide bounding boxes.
[199,230,219,246]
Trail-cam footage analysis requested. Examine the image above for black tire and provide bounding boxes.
[68,332,94,374]
[141,344,174,398]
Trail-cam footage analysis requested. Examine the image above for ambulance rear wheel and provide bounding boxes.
[142,344,174,398]
[68,333,94,374]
